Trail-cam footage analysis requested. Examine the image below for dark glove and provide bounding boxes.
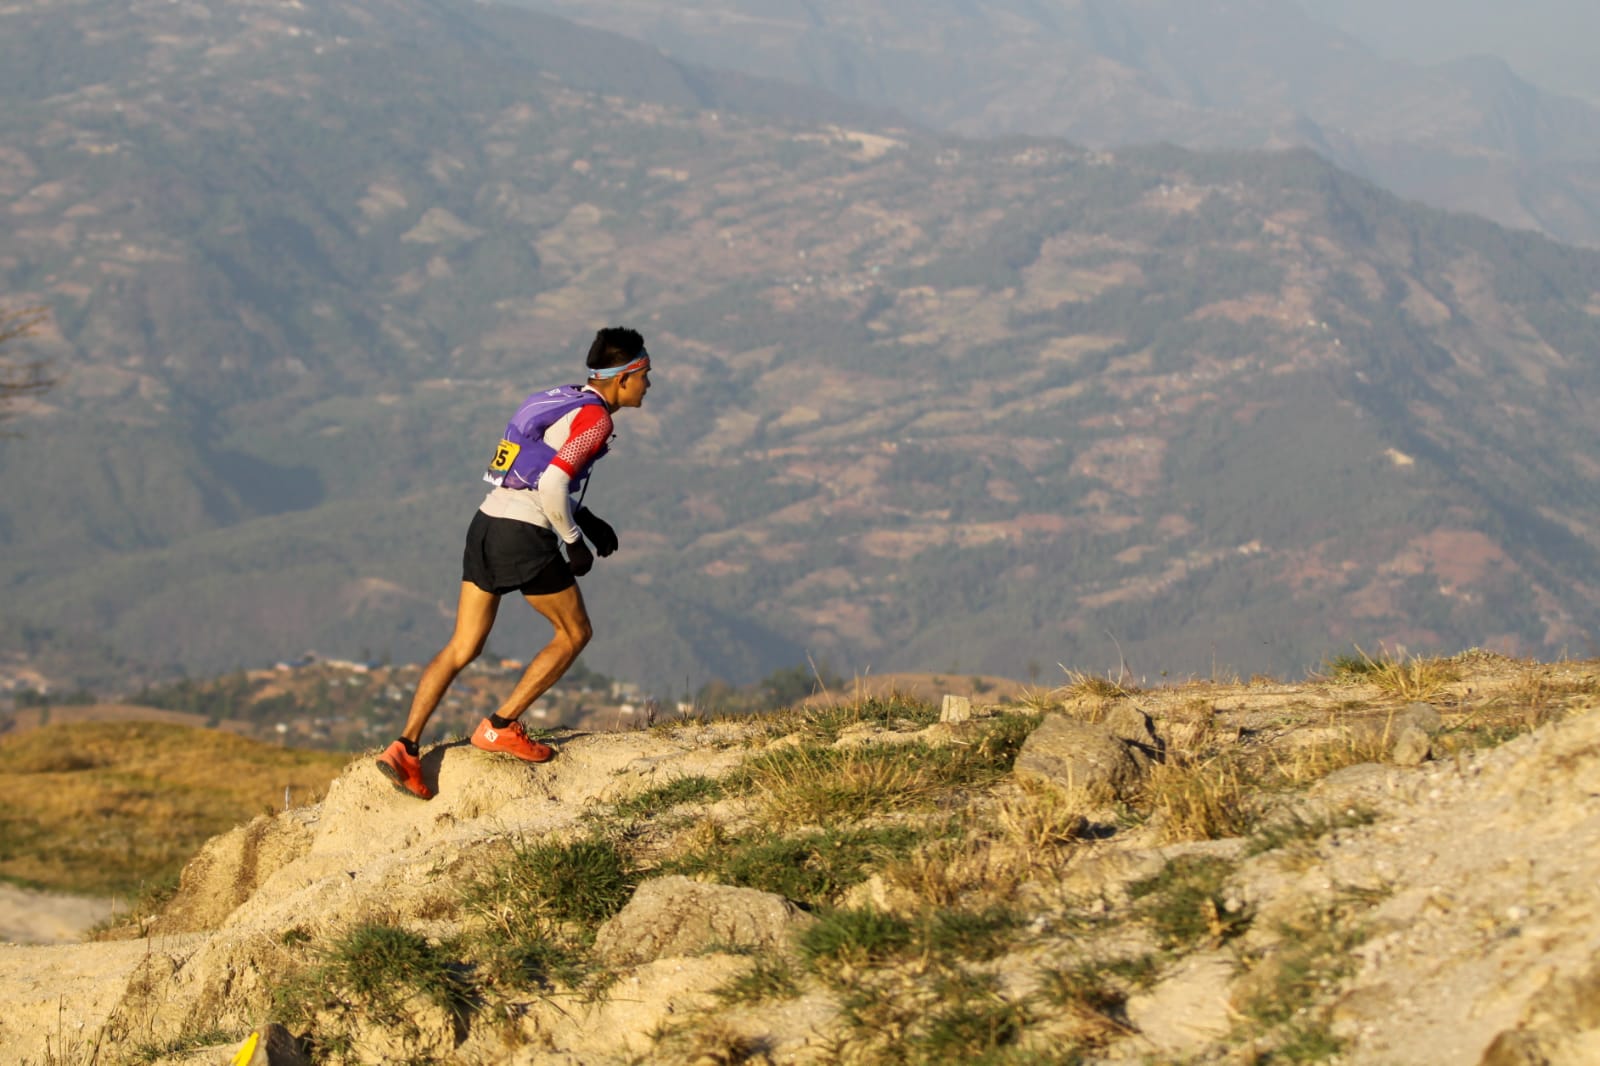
[575,507,618,557]
[566,538,594,577]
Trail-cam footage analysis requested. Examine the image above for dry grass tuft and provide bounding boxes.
[742,743,946,829]
[1267,734,1386,788]
[1163,697,1220,752]
[993,779,1091,856]
[1367,656,1458,702]
[883,835,1027,912]
[1061,671,1127,700]
[1325,645,1459,701]
[1014,686,1064,715]
[665,814,732,863]
[1141,755,1253,843]
[1058,668,1142,710]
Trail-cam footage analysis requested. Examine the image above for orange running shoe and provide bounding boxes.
[375,739,433,800]
[470,718,555,763]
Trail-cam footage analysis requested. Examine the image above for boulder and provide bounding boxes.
[1014,714,1147,798]
[592,876,814,966]
[1100,703,1164,768]
[1390,726,1434,767]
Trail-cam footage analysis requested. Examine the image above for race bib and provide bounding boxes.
[487,438,521,480]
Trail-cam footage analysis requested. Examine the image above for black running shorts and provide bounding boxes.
[462,511,576,596]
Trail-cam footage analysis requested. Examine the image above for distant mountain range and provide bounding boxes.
[501,0,1600,249]
[1299,0,1600,106]
[4,0,1600,695]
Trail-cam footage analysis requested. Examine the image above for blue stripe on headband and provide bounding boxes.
[589,352,650,380]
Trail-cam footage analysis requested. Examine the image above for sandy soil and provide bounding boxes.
[0,885,114,946]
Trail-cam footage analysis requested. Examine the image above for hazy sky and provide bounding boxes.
[1300,0,1600,101]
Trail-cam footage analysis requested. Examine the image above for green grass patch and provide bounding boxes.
[1037,963,1128,1014]
[604,775,725,821]
[275,921,472,1038]
[464,835,635,935]
[1100,953,1162,989]
[1232,898,1379,1061]
[1321,651,1381,677]
[798,907,917,969]
[1128,855,1250,950]
[921,906,1023,963]
[665,824,925,906]
[908,972,1032,1064]
[1263,1020,1344,1062]
[474,934,587,995]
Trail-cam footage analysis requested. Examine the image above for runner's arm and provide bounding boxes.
[537,406,612,543]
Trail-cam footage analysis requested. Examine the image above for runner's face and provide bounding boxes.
[618,365,651,407]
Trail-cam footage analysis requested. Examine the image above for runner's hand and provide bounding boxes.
[566,538,594,577]
[575,508,618,556]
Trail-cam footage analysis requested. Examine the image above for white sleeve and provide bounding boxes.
[539,465,582,544]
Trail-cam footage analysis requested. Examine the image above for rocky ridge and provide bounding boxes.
[1,652,1598,1064]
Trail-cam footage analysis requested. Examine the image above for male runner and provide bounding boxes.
[375,327,652,799]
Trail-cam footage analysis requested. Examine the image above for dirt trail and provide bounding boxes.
[0,885,114,946]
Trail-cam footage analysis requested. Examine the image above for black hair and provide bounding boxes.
[585,327,646,371]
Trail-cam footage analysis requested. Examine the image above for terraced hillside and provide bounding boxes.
[4,0,1600,694]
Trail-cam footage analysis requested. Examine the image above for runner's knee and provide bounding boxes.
[444,637,485,669]
[558,615,592,654]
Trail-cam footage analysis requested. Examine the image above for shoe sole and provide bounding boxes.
[376,758,432,799]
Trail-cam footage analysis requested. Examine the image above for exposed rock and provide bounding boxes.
[1014,713,1147,798]
[1100,702,1164,767]
[940,693,973,722]
[149,812,315,934]
[507,955,798,1064]
[1054,839,1248,904]
[592,876,814,966]
[1296,702,1444,765]
[842,872,923,915]
[1307,761,1410,810]
[1479,961,1600,1066]
[833,722,926,748]
[1396,702,1444,734]
[1054,848,1168,902]
[1124,951,1237,1054]
[1390,724,1433,766]
[1307,703,1600,1065]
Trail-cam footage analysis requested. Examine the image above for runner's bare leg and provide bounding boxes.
[400,581,501,743]
[494,584,592,722]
